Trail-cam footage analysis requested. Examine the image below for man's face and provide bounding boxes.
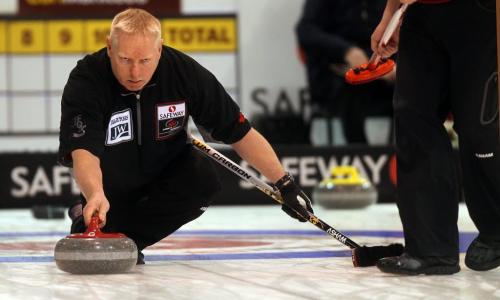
[107,33,162,91]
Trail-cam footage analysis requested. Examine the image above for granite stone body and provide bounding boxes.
[55,236,138,274]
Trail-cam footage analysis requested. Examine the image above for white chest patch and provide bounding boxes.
[106,109,133,146]
[156,102,186,140]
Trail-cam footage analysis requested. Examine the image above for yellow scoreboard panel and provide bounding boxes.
[83,20,111,53]
[0,22,6,53]
[8,21,46,54]
[162,18,236,52]
[0,17,236,54]
[47,20,84,53]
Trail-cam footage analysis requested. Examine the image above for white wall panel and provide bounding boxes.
[0,0,17,14]
[0,96,7,131]
[0,56,7,91]
[181,0,236,14]
[48,55,81,91]
[49,95,62,131]
[190,53,237,90]
[238,0,307,116]
[11,95,46,131]
[11,56,45,91]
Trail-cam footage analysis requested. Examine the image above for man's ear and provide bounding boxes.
[158,38,163,53]
[106,37,112,56]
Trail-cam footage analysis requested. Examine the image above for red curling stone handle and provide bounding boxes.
[66,215,126,239]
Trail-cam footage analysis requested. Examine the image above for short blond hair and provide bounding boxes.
[109,8,162,44]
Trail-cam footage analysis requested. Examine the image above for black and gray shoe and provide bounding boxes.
[68,203,86,234]
[465,236,500,271]
[68,202,83,221]
[376,252,460,275]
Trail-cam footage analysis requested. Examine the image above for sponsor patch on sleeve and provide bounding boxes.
[72,114,87,138]
[106,109,133,146]
[156,101,186,140]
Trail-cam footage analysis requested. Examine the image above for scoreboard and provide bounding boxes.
[0,16,238,134]
[0,17,236,54]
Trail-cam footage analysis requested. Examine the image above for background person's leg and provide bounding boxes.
[340,84,369,144]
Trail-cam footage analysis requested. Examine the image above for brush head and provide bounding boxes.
[345,58,395,85]
[352,243,404,267]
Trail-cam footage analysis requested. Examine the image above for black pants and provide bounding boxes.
[338,80,394,144]
[395,0,499,259]
[73,146,221,251]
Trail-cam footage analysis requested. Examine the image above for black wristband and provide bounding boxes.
[274,172,294,190]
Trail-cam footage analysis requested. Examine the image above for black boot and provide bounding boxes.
[137,251,145,265]
[68,203,86,234]
[465,236,500,271]
[376,252,460,275]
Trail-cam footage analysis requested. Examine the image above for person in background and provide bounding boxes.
[296,0,395,145]
[373,0,500,275]
[59,8,314,264]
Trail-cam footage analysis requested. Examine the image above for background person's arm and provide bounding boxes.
[296,0,354,63]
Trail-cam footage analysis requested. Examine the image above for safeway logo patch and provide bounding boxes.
[157,102,186,140]
[106,109,133,146]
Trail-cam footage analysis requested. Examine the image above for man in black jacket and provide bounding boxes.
[296,0,394,144]
[59,8,314,264]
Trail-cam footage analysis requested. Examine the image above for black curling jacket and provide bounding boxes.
[58,46,250,193]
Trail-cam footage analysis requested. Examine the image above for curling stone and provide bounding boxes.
[54,216,137,274]
[312,166,377,209]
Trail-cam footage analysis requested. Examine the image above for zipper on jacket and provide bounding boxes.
[135,93,142,146]
[120,83,156,146]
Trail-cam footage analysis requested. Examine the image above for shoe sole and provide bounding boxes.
[377,264,460,275]
[465,257,500,271]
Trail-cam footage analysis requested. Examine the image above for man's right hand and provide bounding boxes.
[371,20,401,59]
[372,0,416,58]
[82,192,110,228]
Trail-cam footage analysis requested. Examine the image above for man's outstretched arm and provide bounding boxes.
[72,149,110,227]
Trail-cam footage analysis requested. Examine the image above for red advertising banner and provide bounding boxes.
[19,0,180,17]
